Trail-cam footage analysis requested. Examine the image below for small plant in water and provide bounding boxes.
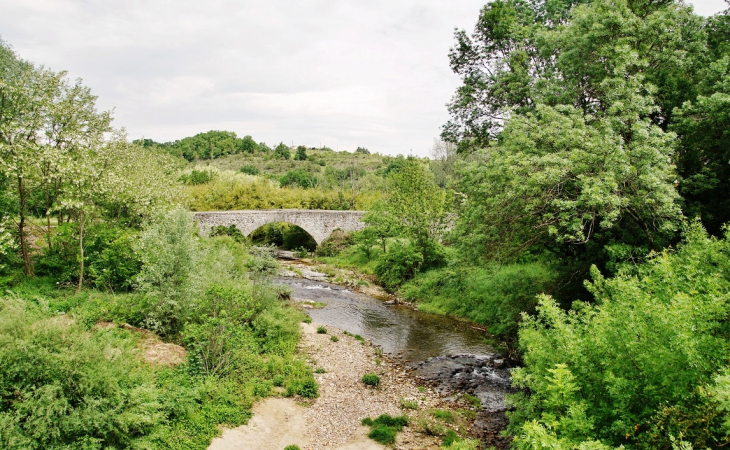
[354,334,364,342]
[361,414,409,445]
[316,326,327,334]
[362,373,380,387]
[330,335,339,342]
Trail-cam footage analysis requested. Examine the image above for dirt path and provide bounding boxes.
[209,322,467,450]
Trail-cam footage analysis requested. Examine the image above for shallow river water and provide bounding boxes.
[275,276,494,362]
[275,275,515,447]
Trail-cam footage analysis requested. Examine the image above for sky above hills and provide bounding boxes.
[1,0,726,156]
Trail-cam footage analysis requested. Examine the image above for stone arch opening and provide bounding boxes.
[248,222,317,251]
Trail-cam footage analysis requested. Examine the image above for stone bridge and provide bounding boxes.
[194,209,366,244]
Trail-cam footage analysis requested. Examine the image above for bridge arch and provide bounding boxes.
[194,209,366,245]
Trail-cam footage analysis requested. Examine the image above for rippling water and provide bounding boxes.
[275,277,494,362]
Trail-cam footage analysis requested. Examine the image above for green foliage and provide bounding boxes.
[284,446,301,450]
[355,147,370,154]
[316,326,327,334]
[274,143,291,160]
[134,207,200,337]
[361,415,409,445]
[0,298,161,449]
[508,222,730,449]
[374,242,424,292]
[35,223,142,292]
[210,224,246,243]
[239,164,260,175]
[180,168,216,185]
[279,169,319,189]
[400,397,419,410]
[362,374,381,387]
[294,146,308,161]
[401,261,559,340]
[330,335,339,342]
[314,229,354,257]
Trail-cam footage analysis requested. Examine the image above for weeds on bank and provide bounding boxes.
[361,414,409,445]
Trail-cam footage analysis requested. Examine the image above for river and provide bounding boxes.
[275,274,515,448]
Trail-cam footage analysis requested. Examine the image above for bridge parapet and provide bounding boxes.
[194,209,366,244]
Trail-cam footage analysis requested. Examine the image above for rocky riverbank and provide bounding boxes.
[209,321,485,450]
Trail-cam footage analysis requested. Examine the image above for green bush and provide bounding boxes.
[240,164,260,175]
[316,326,327,334]
[508,222,730,449]
[400,260,558,340]
[35,223,142,291]
[134,207,200,337]
[373,242,424,292]
[362,373,380,387]
[0,298,162,449]
[361,414,409,445]
[284,446,301,450]
[210,224,246,243]
[330,335,339,342]
[314,229,354,257]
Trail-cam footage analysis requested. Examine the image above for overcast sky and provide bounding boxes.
[1,0,727,156]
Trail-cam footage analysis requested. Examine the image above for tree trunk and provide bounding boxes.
[17,174,32,276]
[44,186,52,250]
[77,214,85,292]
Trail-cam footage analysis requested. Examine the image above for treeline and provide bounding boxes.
[317,0,730,448]
[136,130,371,162]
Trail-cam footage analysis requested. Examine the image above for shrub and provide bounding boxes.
[280,169,317,189]
[400,260,558,340]
[373,242,424,292]
[210,224,246,243]
[362,373,380,387]
[509,222,730,449]
[134,207,200,337]
[284,446,301,450]
[315,367,326,374]
[273,375,285,387]
[361,414,409,445]
[316,326,327,334]
[0,299,162,448]
[315,229,354,257]
[302,315,312,324]
[400,397,419,410]
[240,165,260,175]
[295,379,319,398]
[330,335,339,342]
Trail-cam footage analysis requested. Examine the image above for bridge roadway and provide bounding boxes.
[193,209,366,245]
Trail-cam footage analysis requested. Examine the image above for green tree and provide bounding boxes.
[383,159,448,261]
[294,145,308,161]
[134,207,201,336]
[238,134,259,153]
[274,142,291,160]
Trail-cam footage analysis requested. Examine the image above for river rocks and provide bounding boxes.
[409,354,516,449]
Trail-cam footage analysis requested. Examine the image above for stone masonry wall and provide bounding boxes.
[194,209,366,244]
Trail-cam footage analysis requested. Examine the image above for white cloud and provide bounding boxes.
[1,0,726,156]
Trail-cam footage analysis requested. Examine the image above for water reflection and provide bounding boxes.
[275,277,494,362]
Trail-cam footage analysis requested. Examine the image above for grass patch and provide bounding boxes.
[361,414,409,445]
[462,393,481,409]
[316,326,327,334]
[400,397,419,410]
[432,409,454,422]
[315,367,326,374]
[330,335,339,342]
[362,373,381,387]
